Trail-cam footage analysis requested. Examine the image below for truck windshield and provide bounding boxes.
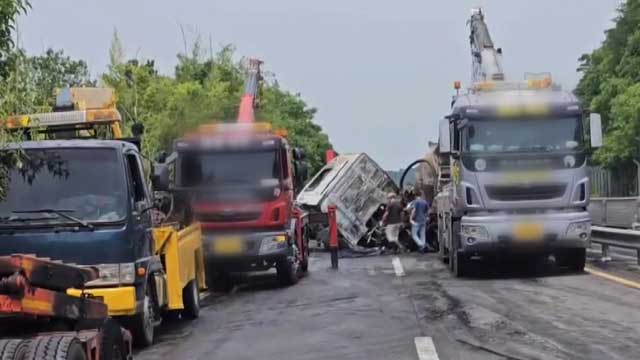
[180,150,281,187]
[0,148,127,224]
[463,117,582,153]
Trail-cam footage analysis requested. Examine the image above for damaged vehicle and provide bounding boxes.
[296,153,398,250]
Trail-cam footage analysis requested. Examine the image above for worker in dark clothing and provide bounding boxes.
[382,192,405,253]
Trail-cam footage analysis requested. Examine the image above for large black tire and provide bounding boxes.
[206,269,233,293]
[100,319,126,360]
[300,230,310,273]
[127,286,155,348]
[427,223,439,252]
[276,248,300,286]
[24,336,86,360]
[556,248,586,272]
[0,339,30,360]
[453,251,469,278]
[182,280,200,320]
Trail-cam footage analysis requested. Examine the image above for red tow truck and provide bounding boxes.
[158,59,310,289]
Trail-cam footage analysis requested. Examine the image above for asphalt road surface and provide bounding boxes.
[136,250,640,360]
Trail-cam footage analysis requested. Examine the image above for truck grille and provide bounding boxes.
[486,184,566,201]
[196,210,262,223]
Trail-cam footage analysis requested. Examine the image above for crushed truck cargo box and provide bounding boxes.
[297,153,398,249]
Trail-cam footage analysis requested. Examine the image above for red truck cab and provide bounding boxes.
[172,122,309,288]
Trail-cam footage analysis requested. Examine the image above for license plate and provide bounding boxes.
[212,236,243,255]
[513,223,543,242]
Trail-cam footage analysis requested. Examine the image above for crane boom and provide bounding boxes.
[469,8,504,83]
[237,58,263,123]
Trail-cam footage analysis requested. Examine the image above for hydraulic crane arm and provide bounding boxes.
[469,8,504,82]
[237,58,263,123]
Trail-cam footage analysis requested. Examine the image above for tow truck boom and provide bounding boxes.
[469,8,504,82]
[237,58,263,123]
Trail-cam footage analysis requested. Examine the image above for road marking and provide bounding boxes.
[414,337,439,360]
[585,267,640,290]
[392,256,405,277]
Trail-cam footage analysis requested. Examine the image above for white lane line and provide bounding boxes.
[392,256,405,277]
[414,337,439,360]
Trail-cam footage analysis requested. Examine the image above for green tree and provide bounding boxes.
[103,35,332,173]
[28,48,94,109]
[576,0,640,166]
[0,0,29,76]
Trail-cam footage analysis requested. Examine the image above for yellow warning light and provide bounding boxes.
[473,81,496,91]
[527,77,552,89]
[85,109,121,122]
[274,129,288,138]
[4,116,30,129]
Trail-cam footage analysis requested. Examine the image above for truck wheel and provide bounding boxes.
[100,319,125,360]
[448,220,461,273]
[277,247,300,286]
[453,251,468,278]
[182,280,200,319]
[300,231,310,273]
[0,339,30,360]
[206,269,233,293]
[24,336,86,360]
[556,248,586,272]
[128,289,155,348]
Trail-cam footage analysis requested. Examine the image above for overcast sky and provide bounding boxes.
[19,0,622,169]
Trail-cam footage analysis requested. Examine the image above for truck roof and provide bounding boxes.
[452,82,582,117]
[5,139,139,152]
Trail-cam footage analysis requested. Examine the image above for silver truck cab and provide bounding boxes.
[436,80,603,276]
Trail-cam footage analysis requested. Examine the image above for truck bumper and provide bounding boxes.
[459,211,591,254]
[67,286,137,316]
[203,230,292,272]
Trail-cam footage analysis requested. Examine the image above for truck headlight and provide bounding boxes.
[566,221,590,239]
[461,224,489,243]
[259,234,287,254]
[86,263,136,286]
[119,263,136,284]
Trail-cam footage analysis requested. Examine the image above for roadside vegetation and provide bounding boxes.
[576,0,640,167]
[0,0,332,181]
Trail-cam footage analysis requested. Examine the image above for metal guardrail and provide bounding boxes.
[591,226,640,265]
[589,197,639,228]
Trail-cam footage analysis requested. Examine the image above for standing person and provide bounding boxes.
[410,190,430,253]
[382,192,404,253]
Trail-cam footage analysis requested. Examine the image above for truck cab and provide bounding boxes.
[167,122,310,288]
[436,79,604,276]
[0,88,206,347]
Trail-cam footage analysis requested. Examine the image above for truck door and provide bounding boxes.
[125,152,153,258]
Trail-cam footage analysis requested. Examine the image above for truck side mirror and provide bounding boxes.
[295,160,309,189]
[293,148,306,161]
[590,113,603,149]
[439,118,451,154]
[151,163,170,191]
[155,151,168,164]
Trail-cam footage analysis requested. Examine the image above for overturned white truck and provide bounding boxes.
[296,153,399,249]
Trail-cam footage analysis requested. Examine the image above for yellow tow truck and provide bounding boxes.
[0,87,206,347]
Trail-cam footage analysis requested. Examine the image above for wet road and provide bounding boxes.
[137,250,640,360]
